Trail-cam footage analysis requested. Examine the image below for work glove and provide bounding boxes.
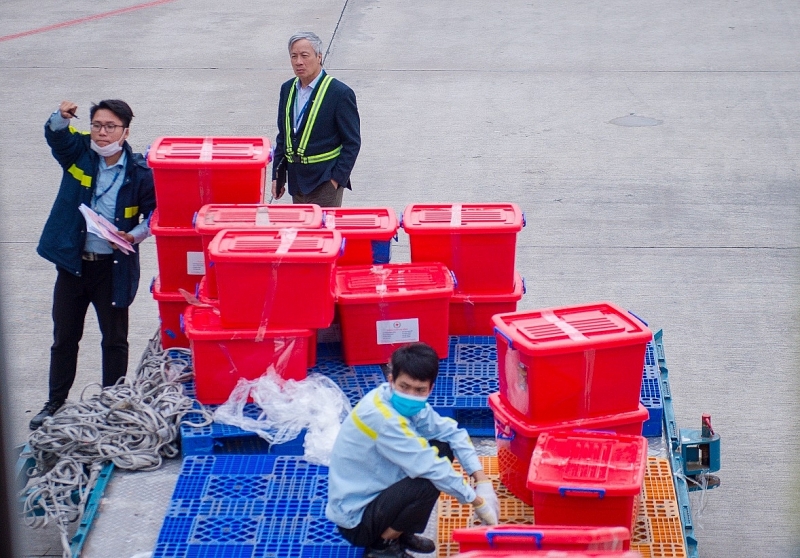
[473,481,499,525]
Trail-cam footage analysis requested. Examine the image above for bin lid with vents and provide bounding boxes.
[335,263,454,302]
[322,207,398,240]
[207,229,342,262]
[195,204,323,233]
[147,137,271,168]
[402,203,523,234]
[526,430,648,497]
[491,302,652,355]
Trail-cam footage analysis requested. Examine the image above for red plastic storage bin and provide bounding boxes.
[194,203,324,298]
[148,137,270,227]
[402,203,523,294]
[150,276,189,349]
[493,302,652,423]
[208,229,342,329]
[151,209,206,292]
[334,263,454,365]
[452,525,630,552]
[489,392,648,506]
[450,272,524,335]
[182,305,316,404]
[527,431,648,534]
[322,207,398,265]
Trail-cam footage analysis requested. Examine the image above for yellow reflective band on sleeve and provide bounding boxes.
[124,206,139,218]
[297,75,333,156]
[351,410,378,440]
[68,164,92,188]
[68,126,89,135]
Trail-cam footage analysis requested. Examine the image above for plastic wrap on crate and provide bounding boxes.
[322,207,399,265]
[194,203,323,298]
[147,136,270,227]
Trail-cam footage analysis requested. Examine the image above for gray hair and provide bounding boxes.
[288,32,323,56]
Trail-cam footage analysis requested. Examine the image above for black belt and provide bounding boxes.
[82,252,112,261]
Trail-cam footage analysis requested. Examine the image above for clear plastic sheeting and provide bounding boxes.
[214,371,352,465]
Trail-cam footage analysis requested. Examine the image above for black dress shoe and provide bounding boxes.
[364,540,413,558]
[29,400,64,430]
[399,533,436,553]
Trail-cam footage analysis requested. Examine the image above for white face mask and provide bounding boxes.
[90,136,125,158]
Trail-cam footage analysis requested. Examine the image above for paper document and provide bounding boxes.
[78,204,134,254]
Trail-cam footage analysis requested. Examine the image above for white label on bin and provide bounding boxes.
[377,318,419,345]
[186,252,206,275]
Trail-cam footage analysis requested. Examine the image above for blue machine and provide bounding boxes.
[680,413,721,491]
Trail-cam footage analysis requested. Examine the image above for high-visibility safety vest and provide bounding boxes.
[285,75,343,164]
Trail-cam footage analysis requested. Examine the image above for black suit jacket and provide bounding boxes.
[273,71,361,196]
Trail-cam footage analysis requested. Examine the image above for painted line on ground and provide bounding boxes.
[0,0,177,43]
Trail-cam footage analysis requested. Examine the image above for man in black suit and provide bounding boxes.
[272,31,361,207]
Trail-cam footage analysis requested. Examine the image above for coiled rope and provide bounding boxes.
[21,330,212,557]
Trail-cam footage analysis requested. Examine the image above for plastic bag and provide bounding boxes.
[214,369,352,466]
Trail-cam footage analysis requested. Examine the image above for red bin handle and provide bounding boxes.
[486,530,543,548]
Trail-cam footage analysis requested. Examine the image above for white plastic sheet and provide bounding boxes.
[214,371,352,465]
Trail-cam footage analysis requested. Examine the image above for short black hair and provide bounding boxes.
[90,99,134,128]
[390,343,439,385]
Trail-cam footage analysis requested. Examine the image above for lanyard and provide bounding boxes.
[293,92,312,133]
[93,167,123,207]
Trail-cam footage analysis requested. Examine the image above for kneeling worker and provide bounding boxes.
[326,343,499,557]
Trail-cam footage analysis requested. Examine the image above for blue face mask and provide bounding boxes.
[390,388,429,417]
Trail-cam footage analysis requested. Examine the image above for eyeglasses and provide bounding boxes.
[90,122,124,133]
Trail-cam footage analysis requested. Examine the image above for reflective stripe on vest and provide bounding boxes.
[285,75,342,164]
[124,206,139,218]
[68,164,92,188]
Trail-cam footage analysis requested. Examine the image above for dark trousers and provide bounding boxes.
[292,180,344,207]
[338,441,454,549]
[49,260,129,402]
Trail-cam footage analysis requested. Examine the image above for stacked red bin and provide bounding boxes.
[488,301,652,509]
[147,137,271,349]
[189,213,337,404]
[402,203,526,335]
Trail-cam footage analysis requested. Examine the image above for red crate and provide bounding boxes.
[150,276,189,349]
[527,431,648,534]
[334,263,454,365]
[402,203,523,294]
[322,207,398,265]
[150,209,206,292]
[182,305,316,404]
[194,204,324,298]
[147,137,270,227]
[208,229,342,329]
[489,392,648,506]
[450,272,524,335]
[452,525,630,552]
[493,302,651,423]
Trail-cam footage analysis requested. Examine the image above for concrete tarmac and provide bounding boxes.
[1,1,798,556]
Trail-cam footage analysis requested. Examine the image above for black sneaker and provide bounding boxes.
[29,400,64,430]
[364,540,413,558]
[398,533,436,554]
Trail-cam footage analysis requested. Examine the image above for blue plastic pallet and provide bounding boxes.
[153,455,360,558]
[640,340,663,437]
